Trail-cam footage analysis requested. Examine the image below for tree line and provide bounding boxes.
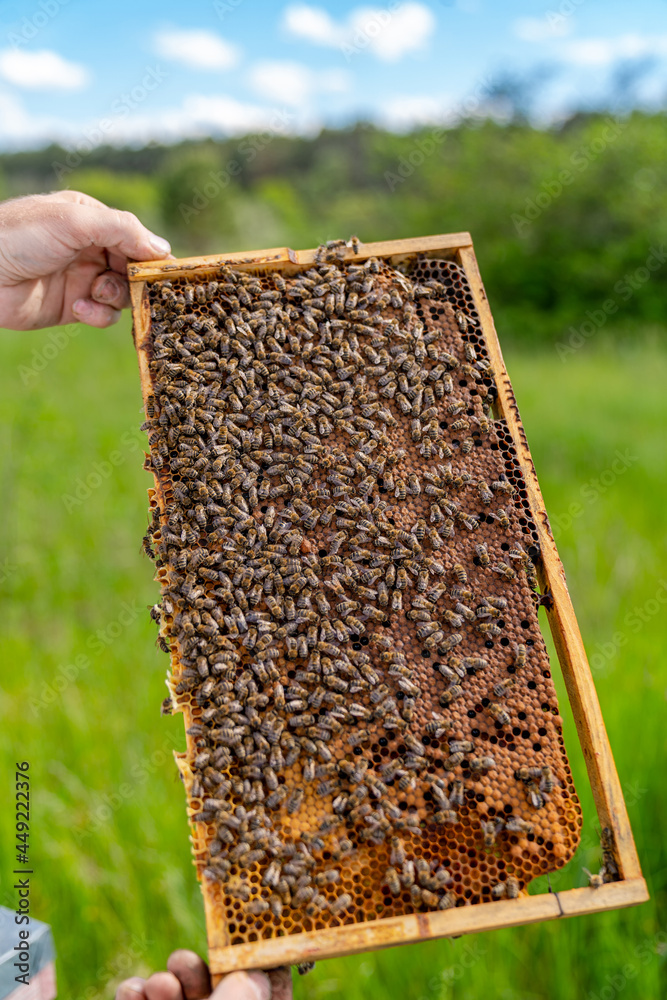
[1,111,665,345]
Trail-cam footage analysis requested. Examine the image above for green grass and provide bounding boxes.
[0,323,665,999]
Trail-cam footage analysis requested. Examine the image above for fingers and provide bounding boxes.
[72,297,122,328]
[210,971,272,1000]
[166,950,211,1000]
[116,977,148,999]
[44,189,112,212]
[54,200,171,262]
[144,971,185,1000]
[116,963,282,1000]
[90,270,130,310]
[267,967,293,1000]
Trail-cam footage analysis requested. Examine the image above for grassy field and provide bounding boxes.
[0,320,664,1000]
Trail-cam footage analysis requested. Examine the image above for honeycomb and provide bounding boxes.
[134,247,582,957]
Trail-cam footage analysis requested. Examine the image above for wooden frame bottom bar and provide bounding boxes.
[210,879,648,977]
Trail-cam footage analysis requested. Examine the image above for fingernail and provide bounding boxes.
[149,235,171,256]
[72,298,90,316]
[247,971,272,1000]
[117,978,146,996]
[98,278,115,300]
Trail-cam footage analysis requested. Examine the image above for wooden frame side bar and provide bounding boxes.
[457,246,642,882]
[127,233,473,282]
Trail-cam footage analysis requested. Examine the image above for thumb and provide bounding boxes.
[52,201,171,261]
[210,971,272,1000]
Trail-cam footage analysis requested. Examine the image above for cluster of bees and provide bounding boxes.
[583,826,619,888]
[139,244,581,942]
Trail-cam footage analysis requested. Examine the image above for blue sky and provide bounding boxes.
[0,0,665,149]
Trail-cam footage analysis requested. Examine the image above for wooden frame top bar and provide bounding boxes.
[127,233,474,282]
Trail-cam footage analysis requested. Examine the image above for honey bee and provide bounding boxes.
[390,836,406,867]
[527,785,545,809]
[439,684,463,707]
[486,702,510,726]
[514,643,526,669]
[600,826,619,882]
[516,767,542,783]
[445,780,462,809]
[492,479,515,496]
[461,657,488,672]
[449,586,473,602]
[452,563,467,584]
[491,561,516,581]
[424,715,452,739]
[477,481,493,505]
[434,809,458,825]
[470,756,496,771]
[481,818,505,849]
[421,889,441,909]
[477,621,502,637]
[492,677,516,698]
[226,879,251,903]
[504,817,533,835]
[540,766,555,794]
[246,898,269,916]
[407,473,421,495]
[316,869,341,889]
[583,867,605,889]
[443,751,464,771]
[506,876,520,898]
[493,508,511,529]
[401,859,415,888]
[385,867,402,895]
[329,893,353,915]
[474,542,490,567]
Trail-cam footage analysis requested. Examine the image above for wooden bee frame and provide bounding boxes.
[128,234,648,981]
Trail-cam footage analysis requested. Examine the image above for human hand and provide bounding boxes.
[0,190,172,330]
[115,950,293,1000]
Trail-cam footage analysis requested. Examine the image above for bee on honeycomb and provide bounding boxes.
[136,248,582,955]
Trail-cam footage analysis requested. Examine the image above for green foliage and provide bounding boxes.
[62,168,162,233]
[1,113,666,343]
[158,144,239,255]
[0,324,664,999]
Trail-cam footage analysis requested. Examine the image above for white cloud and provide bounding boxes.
[154,28,239,70]
[0,91,67,143]
[352,3,435,61]
[513,16,572,43]
[561,34,667,66]
[378,94,450,131]
[282,2,435,61]
[179,95,293,135]
[283,4,337,45]
[248,60,351,108]
[0,87,303,150]
[249,61,312,107]
[0,49,88,90]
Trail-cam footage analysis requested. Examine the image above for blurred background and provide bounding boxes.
[0,1,665,997]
